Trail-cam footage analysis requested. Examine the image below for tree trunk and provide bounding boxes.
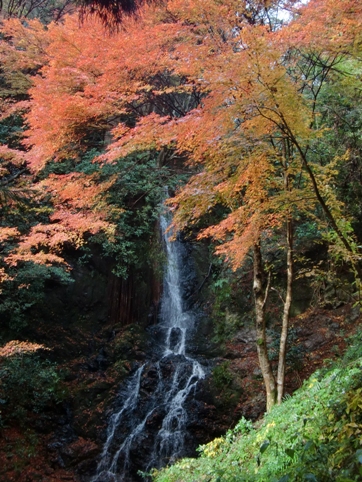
[277,217,293,404]
[253,241,277,411]
[277,140,294,404]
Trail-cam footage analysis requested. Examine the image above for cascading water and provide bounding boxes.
[91,209,205,482]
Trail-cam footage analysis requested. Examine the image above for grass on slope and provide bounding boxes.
[151,330,362,482]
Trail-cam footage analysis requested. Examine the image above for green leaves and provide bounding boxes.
[0,262,73,330]
[277,476,290,482]
[303,474,317,481]
[0,354,64,423]
[152,331,362,482]
[355,449,362,465]
[285,449,295,459]
[260,440,270,454]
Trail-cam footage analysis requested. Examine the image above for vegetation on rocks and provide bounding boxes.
[151,329,362,482]
[0,0,362,480]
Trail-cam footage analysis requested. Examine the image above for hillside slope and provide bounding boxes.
[152,326,362,482]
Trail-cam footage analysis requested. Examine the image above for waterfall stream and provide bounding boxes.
[91,210,205,482]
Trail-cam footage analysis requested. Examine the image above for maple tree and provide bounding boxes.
[105,0,360,409]
[86,0,360,409]
[0,13,186,328]
[1,0,362,410]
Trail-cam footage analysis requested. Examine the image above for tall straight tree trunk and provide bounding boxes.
[277,217,293,404]
[277,140,294,404]
[253,241,277,411]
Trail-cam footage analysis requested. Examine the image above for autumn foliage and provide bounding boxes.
[1,0,362,407]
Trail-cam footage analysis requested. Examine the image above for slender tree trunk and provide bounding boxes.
[253,241,277,411]
[277,140,294,404]
[277,217,293,404]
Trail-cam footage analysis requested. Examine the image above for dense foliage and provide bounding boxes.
[0,341,64,426]
[0,2,362,476]
[151,329,362,482]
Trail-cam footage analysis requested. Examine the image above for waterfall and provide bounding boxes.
[91,209,205,482]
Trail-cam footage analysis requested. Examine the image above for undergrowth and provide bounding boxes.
[150,329,362,482]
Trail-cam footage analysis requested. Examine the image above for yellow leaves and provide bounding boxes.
[308,378,318,389]
[346,388,362,415]
[327,387,362,451]
[199,437,225,458]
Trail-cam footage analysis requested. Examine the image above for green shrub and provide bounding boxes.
[0,263,73,330]
[0,354,65,423]
[151,333,362,482]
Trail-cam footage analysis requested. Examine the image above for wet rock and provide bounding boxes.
[169,327,182,351]
[76,457,98,476]
[347,305,360,323]
[48,441,63,451]
[235,327,256,344]
[253,367,262,377]
[60,437,99,466]
[135,350,147,360]
[55,455,66,468]
[86,349,109,372]
[304,332,326,350]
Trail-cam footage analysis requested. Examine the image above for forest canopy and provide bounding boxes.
[0,0,362,411]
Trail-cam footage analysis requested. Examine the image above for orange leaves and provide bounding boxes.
[0,227,20,243]
[5,251,67,267]
[0,170,116,269]
[211,213,264,270]
[0,145,26,167]
[42,172,113,211]
[2,0,361,174]
[0,18,50,72]
[0,340,49,358]
[168,169,220,230]
[4,223,79,267]
[0,268,12,290]
[5,212,114,268]
[103,113,175,162]
[0,0,360,276]
[1,12,185,168]
[25,87,108,170]
[284,0,362,54]
[29,173,117,253]
[193,149,282,269]
[49,210,114,237]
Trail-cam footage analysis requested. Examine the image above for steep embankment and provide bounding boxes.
[152,325,362,482]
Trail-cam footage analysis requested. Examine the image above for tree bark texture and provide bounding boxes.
[277,217,293,404]
[253,242,277,411]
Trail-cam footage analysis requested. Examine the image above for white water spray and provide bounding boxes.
[91,209,205,482]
